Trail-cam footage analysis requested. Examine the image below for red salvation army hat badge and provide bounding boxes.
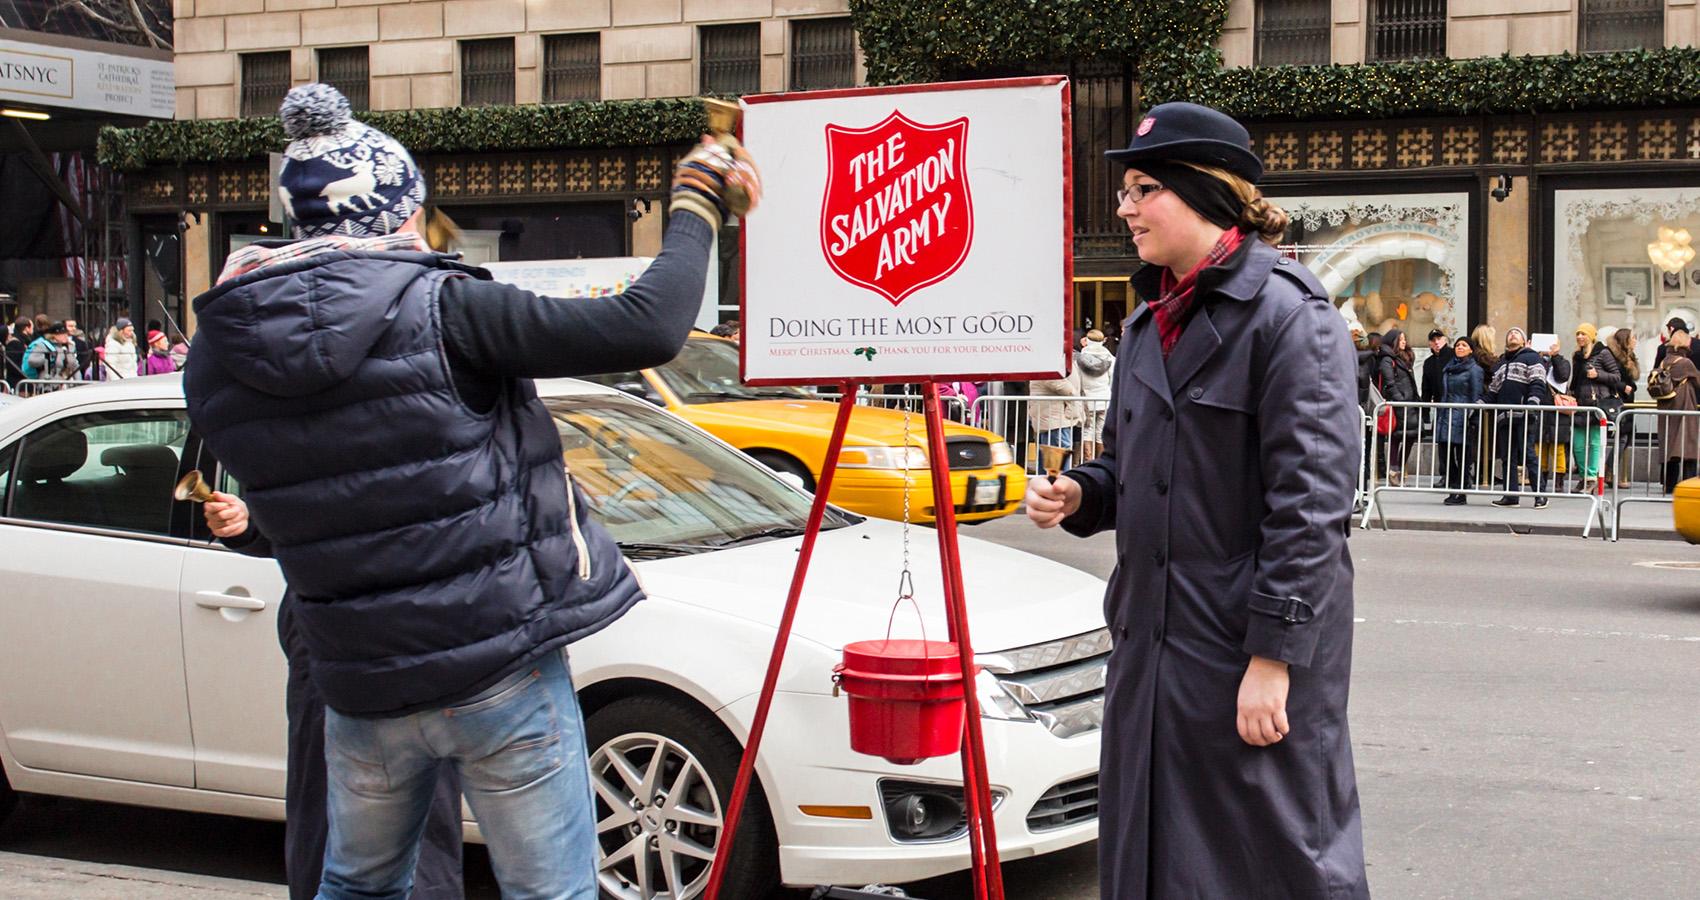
[820,111,973,306]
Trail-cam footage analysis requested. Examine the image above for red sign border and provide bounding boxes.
[819,111,974,306]
[737,74,1074,387]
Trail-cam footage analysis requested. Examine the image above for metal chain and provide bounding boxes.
[898,399,914,603]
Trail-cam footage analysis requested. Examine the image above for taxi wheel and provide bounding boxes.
[585,695,780,900]
[749,452,815,492]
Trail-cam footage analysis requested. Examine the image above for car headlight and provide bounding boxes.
[988,441,1014,466]
[975,669,1033,721]
[836,445,929,469]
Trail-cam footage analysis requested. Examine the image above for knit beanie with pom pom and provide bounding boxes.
[276,83,426,238]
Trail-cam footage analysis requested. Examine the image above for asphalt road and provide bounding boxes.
[3,520,1698,899]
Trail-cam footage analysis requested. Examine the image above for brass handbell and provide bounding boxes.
[701,97,752,217]
[1038,445,1070,483]
[174,470,215,503]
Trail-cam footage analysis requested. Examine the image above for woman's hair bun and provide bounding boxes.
[280,83,353,141]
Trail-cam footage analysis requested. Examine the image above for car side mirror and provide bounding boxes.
[615,381,663,405]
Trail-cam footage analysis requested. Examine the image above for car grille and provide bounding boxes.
[944,436,991,470]
[1026,773,1099,832]
[985,627,1110,739]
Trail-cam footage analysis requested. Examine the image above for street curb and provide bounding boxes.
[1366,517,1677,542]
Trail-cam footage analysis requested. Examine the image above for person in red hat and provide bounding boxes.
[1025,101,1369,899]
[139,329,177,376]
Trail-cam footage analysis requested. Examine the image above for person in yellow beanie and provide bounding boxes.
[1570,321,1624,492]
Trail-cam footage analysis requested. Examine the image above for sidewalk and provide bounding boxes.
[1360,489,1678,541]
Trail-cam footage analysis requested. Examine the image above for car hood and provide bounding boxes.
[630,517,1106,655]
[679,398,999,446]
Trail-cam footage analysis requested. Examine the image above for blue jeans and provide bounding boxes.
[1037,427,1074,449]
[317,648,596,900]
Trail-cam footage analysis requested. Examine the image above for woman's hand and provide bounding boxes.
[203,491,249,539]
[1024,475,1081,528]
[1237,656,1290,747]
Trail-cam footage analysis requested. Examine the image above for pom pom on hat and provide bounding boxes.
[280,83,353,141]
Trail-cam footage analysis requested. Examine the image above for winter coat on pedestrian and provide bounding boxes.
[1027,372,1083,432]
[1374,331,1418,403]
[1076,338,1116,398]
[1421,347,1448,401]
[1533,352,1572,447]
[1436,354,1483,445]
[141,346,177,376]
[1656,353,1700,462]
[1571,342,1623,411]
[1355,347,1375,414]
[23,336,76,380]
[1062,238,1367,900]
[1485,345,1551,407]
[103,334,138,380]
[3,335,26,387]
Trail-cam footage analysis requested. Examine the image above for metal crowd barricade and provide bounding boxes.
[815,390,968,422]
[1610,407,1700,541]
[14,379,90,398]
[1354,411,1370,511]
[970,395,1113,476]
[1361,400,1612,538]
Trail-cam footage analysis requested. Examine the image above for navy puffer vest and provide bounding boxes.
[186,249,642,716]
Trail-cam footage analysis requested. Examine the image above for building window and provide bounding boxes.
[1367,0,1446,62]
[543,33,601,102]
[460,37,515,107]
[1256,0,1331,66]
[317,47,369,111]
[1580,0,1663,53]
[699,23,760,95]
[790,17,856,90]
[240,51,291,118]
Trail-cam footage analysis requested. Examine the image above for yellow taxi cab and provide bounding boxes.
[1675,477,1700,542]
[575,334,1027,524]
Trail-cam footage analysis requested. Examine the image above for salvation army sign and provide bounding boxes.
[741,76,1071,385]
[822,111,972,305]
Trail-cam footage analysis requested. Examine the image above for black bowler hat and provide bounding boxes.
[1105,102,1263,184]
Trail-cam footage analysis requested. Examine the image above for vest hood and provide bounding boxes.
[192,251,434,397]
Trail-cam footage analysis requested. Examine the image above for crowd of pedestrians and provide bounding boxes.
[3,315,186,391]
[1355,315,1700,505]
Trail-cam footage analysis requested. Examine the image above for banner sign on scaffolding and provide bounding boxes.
[739,76,1072,385]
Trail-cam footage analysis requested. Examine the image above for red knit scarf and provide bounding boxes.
[1149,228,1246,358]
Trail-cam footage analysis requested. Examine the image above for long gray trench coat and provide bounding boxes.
[1061,239,1369,899]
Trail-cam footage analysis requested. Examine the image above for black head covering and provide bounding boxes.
[1128,160,1242,231]
[1105,102,1263,183]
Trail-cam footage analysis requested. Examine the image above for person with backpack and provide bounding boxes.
[23,321,78,381]
[1651,330,1700,492]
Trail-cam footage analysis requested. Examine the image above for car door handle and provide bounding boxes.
[194,591,267,611]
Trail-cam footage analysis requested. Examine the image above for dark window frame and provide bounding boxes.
[239,51,292,118]
[1366,0,1447,63]
[1579,0,1664,54]
[1255,0,1332,67]
[460,37,517,107]
[542,32,602,102]
[789,16,856,90]
[699,22,761,95]
[317,46,370,111]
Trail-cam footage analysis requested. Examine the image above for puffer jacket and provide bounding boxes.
[1570,342,1623,410]
[1436,354,1483,445]
[1028,371,1083,431]
[1076,339,1116,398]
[186,250,641,716]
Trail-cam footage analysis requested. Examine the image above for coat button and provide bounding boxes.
[1189,386,1204,400]
[1151,550,1166,566]
[1154,479,1168,495]
[1116,625,1128,641]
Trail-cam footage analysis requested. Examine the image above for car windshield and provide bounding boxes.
[547,395,849,554]
[652,338,811,403]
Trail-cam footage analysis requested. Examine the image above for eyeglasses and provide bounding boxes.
[1116,182,1166,206]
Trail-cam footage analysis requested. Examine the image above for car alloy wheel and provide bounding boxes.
[591,731,723,900]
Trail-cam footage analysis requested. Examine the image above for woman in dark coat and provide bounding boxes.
[1569,323,1622,492]
[1437,336,1484,504]
[1026,102,1368,900]
[1374,328,1419,485]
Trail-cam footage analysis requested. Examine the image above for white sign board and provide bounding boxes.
[0,36,173,119]
[740,76,1072,385]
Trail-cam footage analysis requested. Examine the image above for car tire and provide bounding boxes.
[748,451,816,493]
[585,694,780,900]
[0,763,16,826]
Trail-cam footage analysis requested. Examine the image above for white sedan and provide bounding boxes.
[0,375,1108,898]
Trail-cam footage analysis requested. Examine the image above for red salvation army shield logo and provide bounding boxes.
[820,111,973,306]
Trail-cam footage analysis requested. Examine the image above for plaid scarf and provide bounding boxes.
[1149,228,1246,358]
[217,231,430,286]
